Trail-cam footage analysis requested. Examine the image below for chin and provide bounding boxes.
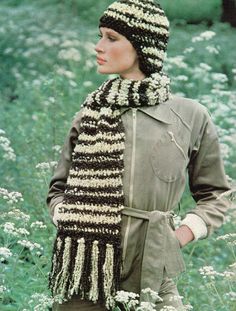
[97,67,115,75]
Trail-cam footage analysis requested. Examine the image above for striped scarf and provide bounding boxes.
[49,72,170,309]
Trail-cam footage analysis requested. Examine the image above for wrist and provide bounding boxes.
[175,225,194,248]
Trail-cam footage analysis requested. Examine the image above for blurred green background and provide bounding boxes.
[0,1,236,310]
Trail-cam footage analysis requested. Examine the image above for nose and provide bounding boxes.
[95,38,104,54]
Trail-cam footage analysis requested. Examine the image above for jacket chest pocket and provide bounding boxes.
[150,131,188,182]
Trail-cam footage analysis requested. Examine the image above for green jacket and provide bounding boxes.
[46,95,231,295]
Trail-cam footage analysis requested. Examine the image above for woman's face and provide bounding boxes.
[95,27,145,80]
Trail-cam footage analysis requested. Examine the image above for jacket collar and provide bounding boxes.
[120,98,174,124]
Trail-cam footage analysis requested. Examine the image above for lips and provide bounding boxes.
[97,57,107,64]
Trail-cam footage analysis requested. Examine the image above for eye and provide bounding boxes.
[108,36,116,42]
[98,33,102,39]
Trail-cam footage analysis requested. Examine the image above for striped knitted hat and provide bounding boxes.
[99,0,170,75]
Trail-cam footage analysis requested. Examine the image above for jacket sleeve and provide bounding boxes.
[182,109,231,239]
[46,110,83,219]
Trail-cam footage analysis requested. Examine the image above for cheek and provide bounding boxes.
[110,46,136,67]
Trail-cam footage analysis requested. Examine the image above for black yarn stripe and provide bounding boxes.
[70,160,124,170]
[63,193,124,206]
[60,218,121,228]
[104,7,169,31]
[79,123,121,135]
[66,184,123,193]
[80,112,119,125]
[73,153,123,161]
[73,149,123,158]
[126,80,136,107]
[77,137,124,146]
[61,207,122,218]
[69,173,120,180]
[59,222,121,236]
[57,229,121,242]
[80,239,92,295]
[98,79,115,108]
[138,81,150,106]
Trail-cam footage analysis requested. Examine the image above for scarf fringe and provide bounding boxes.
[49,234,120,309]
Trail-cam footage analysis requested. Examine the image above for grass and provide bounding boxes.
[0,1,236,310]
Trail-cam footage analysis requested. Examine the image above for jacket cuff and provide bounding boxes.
[180,213,208,241]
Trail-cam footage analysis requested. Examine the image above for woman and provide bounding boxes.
[47,0,231,310]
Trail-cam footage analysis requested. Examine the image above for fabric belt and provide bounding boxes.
[122,207,185,299]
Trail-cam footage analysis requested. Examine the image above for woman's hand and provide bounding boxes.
[174,225,194,248]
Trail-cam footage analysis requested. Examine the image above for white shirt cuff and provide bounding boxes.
[180,214,208,241]
[52,202,63,226]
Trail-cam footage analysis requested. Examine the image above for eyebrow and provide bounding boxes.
[99,29,119,36]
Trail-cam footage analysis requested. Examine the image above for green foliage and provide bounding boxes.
[0,1,236,310]
[0,0,223,24]
[159,0,222,23]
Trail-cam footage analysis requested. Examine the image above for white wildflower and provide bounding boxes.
[216,233,236,241]
[32,79,41,87]
[32,114,38,121]
[192,31,216,43]
[2,222,29,236]
[38,34,60,47]
[4,47,13,54]
[30,221,47,229]
[199,266,221,280]
[184,304,193,310]
[199,63,212,71]
[17,228,30,235]
[136,301,156,311]
[226,291,236,301]
[69,80,77,87]
[36,161,57,171]
[83,81,93,87]
[175,75,189,82]
[0,134,16,161]
[0,247,13,262]
[56,67,76,79]
[169,295,184,302]
[60,39,81,47]
[127,299,139,308]
[0,188,23,204]
[58,48,81,62]
[29,293,54,310]
[17,240,43,251]
[84,59,96,70]
[166,56,187,69]
[222,271,235,279]
[52,145,61,153]
[0,285,7,294]
[48,97,55,104]
[7,209,30,222]
[183,47,194,54]
[212,73,228,83]
[141,288,163,302]
[115,290,139,304]
[160,306,177,311]
[206,45,219,55]
[84,41,96,55]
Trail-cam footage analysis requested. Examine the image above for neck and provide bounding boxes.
[120,71,146,81]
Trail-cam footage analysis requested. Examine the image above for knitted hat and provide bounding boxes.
[99,0,170,76]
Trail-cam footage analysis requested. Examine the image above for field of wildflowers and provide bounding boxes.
[0,1,236,310]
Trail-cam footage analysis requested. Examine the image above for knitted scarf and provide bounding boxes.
[49,72,170,309]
